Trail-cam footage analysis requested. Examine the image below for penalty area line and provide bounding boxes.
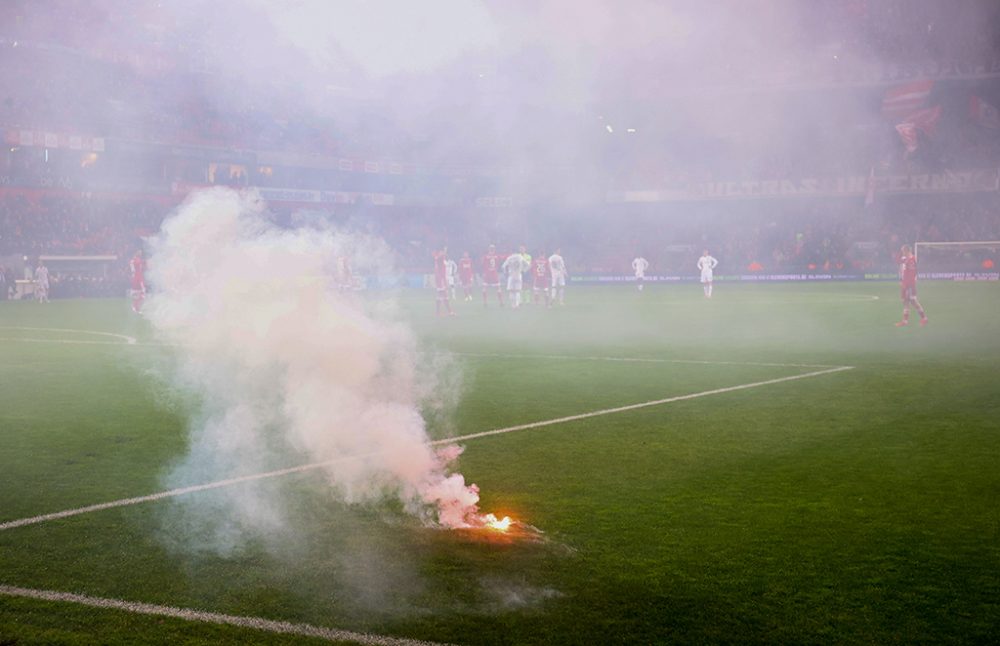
[435,365,854,444]
[0,365,852,533]
[0,585,453,646]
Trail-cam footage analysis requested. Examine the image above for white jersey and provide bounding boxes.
[697,254,718,282]
[502,253,528,290]
[548,253,566,287]
[502,253,529,276]
[548,253,566,277]
[632,257,649,278]
[445,259,457,285]
[34,266,49,288]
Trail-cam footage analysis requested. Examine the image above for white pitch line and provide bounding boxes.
[0,585,452,646]
[0,365,852,533]
[435,365,853,444]
[0,461,350,531]
[453,352,842,369]
[0,337,133,346]
[0,328,842,369]
[0,326,137,345]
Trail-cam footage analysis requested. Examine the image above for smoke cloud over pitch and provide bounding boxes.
[145,188,480,551]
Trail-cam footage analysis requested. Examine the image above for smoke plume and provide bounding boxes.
[145,188,481,549]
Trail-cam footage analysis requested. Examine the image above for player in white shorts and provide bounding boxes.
[502,250,529,308]
[34,261,50,303]
[632,255,649,292]
[697,249,718,298]
[445,257,458,300]
[548,248,566,305]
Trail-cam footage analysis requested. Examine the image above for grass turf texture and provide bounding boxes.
[0,282,998,644]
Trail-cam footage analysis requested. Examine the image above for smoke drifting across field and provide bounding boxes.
[145,188,479,555]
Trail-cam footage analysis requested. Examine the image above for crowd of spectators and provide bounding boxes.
[0,193,160,257]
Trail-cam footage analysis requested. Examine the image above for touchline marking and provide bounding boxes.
[0,365,852,532]
[0,585,452,646]
[453,352,843,369]
[1,327,842,369]
[0,326,137,345]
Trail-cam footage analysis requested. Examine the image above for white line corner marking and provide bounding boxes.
[0,364,853,533]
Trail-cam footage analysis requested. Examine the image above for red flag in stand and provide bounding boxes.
[882,80,933,119]
[895,105,942,154]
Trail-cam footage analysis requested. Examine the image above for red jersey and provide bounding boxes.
[900,255,917,287]
[458,257,474,285]
[433,251,448,289]
[129,256,145,289]
[532,256,549,286]
[482,252,501,283]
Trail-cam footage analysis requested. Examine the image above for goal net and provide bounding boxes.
[914,242,1000,279]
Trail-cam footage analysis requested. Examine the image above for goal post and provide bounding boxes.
[914,241,1000,279]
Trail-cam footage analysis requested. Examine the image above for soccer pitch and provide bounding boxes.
[1,282,998,645]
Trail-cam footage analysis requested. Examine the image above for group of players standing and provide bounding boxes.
[632,249,719,298]
[432,243,927,325]
[431,245,567,315]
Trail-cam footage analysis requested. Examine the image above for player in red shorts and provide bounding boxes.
[458,251,475,301]
[432,246,455,317]
[481,244,505,307]
[129,249,146,313]
[896,244,927,327]
[531,251,550,306]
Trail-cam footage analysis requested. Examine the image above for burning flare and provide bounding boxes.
[481,513,513,532]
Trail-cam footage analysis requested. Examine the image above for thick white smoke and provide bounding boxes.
[145,188,481,543]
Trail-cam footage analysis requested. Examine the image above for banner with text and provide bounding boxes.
[609,169,1000,203]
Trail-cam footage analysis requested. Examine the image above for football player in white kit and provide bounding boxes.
[697,249,718,298]
[445,257,458,300]
[34,260,50,303]
[632,255,649,292]
[502,249,529,308]
[548,248,567,306]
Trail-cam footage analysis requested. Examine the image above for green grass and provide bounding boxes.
[1,282,999,644]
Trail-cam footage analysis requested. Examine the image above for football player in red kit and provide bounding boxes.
[481,244,505,307]
[433,246,455,317]
[129,249,146,313]
[458,251,475,301]
[896,244,927,327]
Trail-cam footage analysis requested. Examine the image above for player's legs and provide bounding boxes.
[897,287,925,325]
[131,289,145,313]
[637,276,644,291]
[553,275,565,305]
[437,290,454,316]
[707,279,713,298]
